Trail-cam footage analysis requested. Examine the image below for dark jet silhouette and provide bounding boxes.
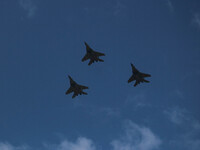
[82,42,105,65]
[128,63,151,87]
[66,75,89,98]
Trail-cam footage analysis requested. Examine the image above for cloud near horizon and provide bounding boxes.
[0,142,29,150]
[45,137,96,150]
[0,121,161,150]
[0,138,96,150]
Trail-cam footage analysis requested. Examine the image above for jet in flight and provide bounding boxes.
[65,75,89,98]
[82,42,105,65]
[128,63,151,87]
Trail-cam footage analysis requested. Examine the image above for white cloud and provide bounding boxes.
[45,137,96,150]
[164,107,200,150]
[164,107,187,125]
[111,120,162,150]
[19,0,37,18]
[193,13,200,29]
[0,121,162,150]
[0,138,96,150]
[0,142,29,150]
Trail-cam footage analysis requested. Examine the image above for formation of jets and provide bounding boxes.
[66,42,151,98]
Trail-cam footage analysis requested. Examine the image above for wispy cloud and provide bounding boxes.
[166,0,174,13]
[173,89,184,99]
[125,92,151,110]
[111,120,162,150]
[113,0,126,16]
[100,107,121,117]
[0,121,162,150]
[164,107,188,125]
[0,142,29,150]
[19,0,37,18]
[45,137,96,150]
[164,107,200,150]
[192,13,200,30]
[0,137,96,150]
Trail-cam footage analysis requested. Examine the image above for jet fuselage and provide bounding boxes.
[87,50,100,61]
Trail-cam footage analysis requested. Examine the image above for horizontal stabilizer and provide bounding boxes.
[143,79,150,83]
[134,81,139,87]
[98,59,104,62]
[82,92,88,95]
[72,93,77,98]
[88,60,93,65]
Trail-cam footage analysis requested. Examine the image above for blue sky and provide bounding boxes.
[0,0,200,150]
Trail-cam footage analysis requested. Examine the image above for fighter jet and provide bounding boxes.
[65,75,89,98]
[82,42,105,65]
[128,63,151,87]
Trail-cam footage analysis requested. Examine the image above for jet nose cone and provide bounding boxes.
[68,75,72,79]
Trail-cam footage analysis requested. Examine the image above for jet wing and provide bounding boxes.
[82,53,90,62]
[128,75,135,83]
[79,85,89,89]
[66,87,73,95]
[94,51,105,56]
[141,73,151,78]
